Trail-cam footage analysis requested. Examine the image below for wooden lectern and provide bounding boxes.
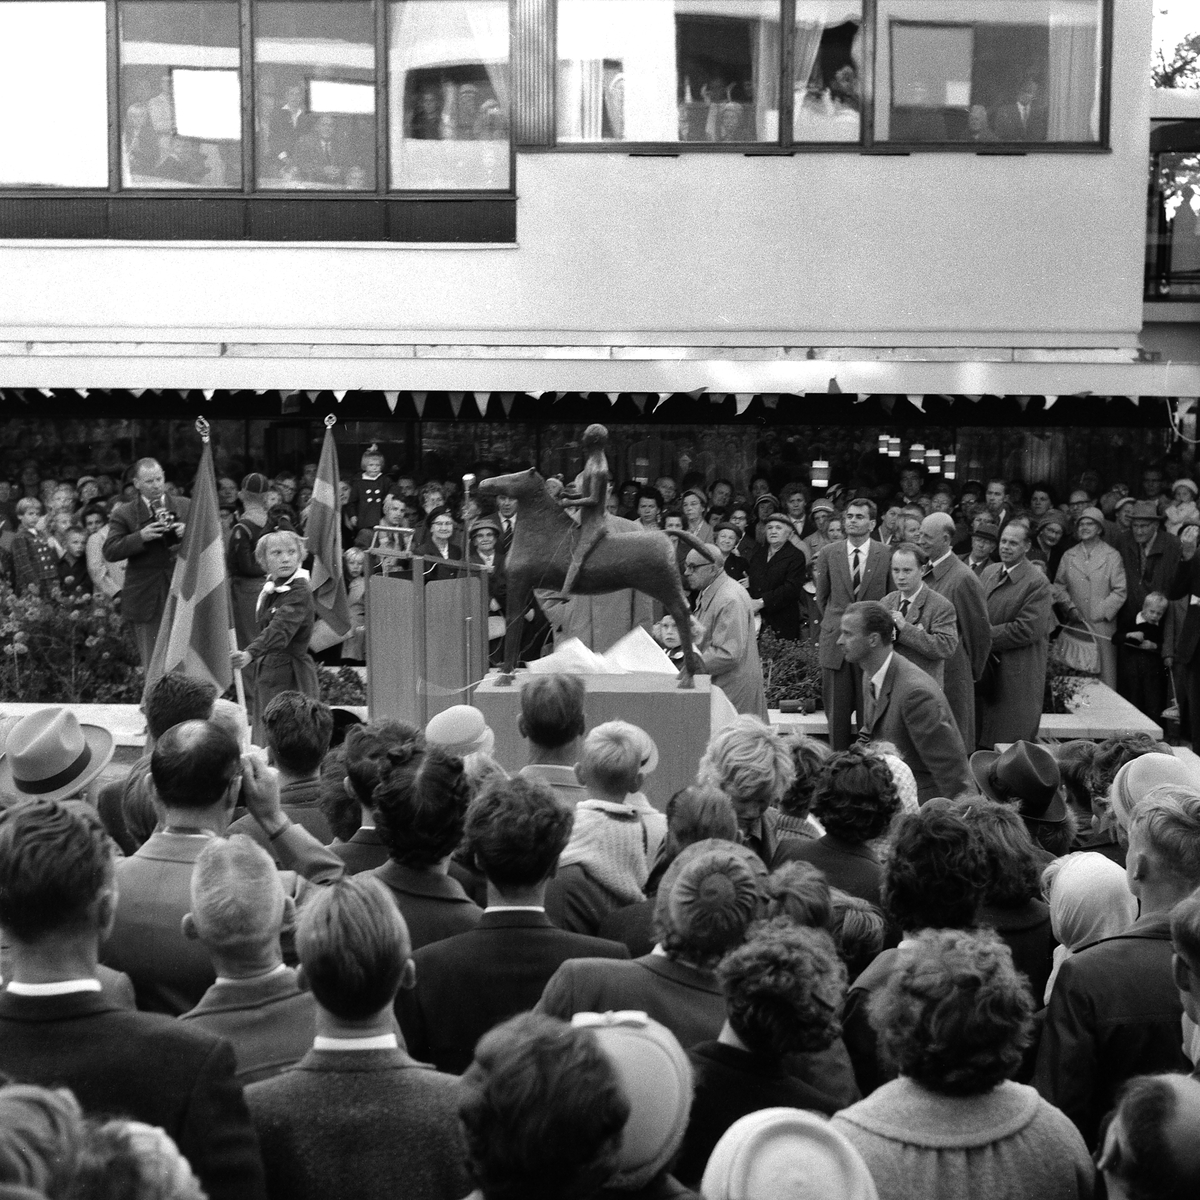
[365,532,490,726]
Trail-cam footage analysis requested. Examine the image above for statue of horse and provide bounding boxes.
[477,468,712,683]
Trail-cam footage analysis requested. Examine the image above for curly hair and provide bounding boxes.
[761,861,833,929]
[811,749,901,844]
[882,803,985,933]
[1088,735,1167,811]
[697,716,795,820]
[1055,740,1099,814]
[465,775,573,890]
[459,1013,628,1200]
[317,720,423,842]
[870,928,1033,1096]
[779,735,832,819]
[829,890,886,981]
[953,797,1042,907]
[719,921,847,1056]
[373,743,472,868]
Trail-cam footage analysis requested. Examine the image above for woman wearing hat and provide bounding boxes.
[1027,509,1070,580]
[227,472,294,650]
[412,506,462,582]
[469,515,507,662]
[1165,478,1200,537]
[1053,506,1126,688]
[230,529,319,740]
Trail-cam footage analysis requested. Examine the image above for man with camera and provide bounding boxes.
[104,457,189,666]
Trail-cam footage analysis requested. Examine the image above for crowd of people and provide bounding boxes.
[0,663,1199,1198]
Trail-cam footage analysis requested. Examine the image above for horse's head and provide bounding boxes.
[478,468,544,498]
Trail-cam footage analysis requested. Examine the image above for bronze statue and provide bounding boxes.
[477,466,715,683]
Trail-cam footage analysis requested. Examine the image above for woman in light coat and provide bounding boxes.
[1053,506,1126,688]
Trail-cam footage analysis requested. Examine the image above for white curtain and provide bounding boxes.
[464,0,510,116]
[1047,9,1098,141]
[750,17,781,139]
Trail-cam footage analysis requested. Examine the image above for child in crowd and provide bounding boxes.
[656,613,687,670]
[1115,590,1170,722]
[1165,478,1200,537]
[341,546,367,664]
[56,526,92,597]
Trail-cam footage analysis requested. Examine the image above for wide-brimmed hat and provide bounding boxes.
[1173,478,1199,498]
[0,708,115,804]
[424,705,494,758]
[970,741,1066,824]
[573,1012,692,1191]
[971,518,1000,544]
[1109,752,1199,834]
[1128,500,1164,523]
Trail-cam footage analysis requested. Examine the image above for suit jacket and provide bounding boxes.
[1122,529,1182,623]
[814,539,893,669]
[979,558,1053,747]
[538,953,726,1050]
[370,859,482,951]
[330,826,389,874]
[881,585,958,685]
[857,653,971,804]
[993,100,1049,141]
[181,967,318,1084]
[747,542,806,640]
[103,825,345,1014]
[229,778,332,854]
[102,494,191,624]
[925,551,992,750]
[1034,912,1189,1148]
[397,909,629,1073]
[0,990,265,1200]
[773,834,883,906]
[294,130,355,185]
[693,571,766,718]
[246,1046,470,1200]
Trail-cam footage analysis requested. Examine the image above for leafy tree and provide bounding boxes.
[1154,32,1200,89]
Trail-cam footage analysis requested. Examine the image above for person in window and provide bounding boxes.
[154,136,206,186]
[967,104,999,143]
[277,83,311,161]
[411,83,444,140]
[297,115,348,186]
[994,77,1048,142]
[146,71,175,150]
[123,103,158,178]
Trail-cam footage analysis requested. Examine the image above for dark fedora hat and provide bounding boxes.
[972,518,1001,544]
[970,741,1066,824]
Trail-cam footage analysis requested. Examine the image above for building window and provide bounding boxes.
[1146,118,1200,301]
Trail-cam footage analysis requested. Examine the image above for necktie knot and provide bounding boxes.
[899,598,910,618]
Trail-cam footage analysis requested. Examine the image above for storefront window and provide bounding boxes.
[119,1,242,188]
[556,0,781,144]
[1146,120,1200,301]
[254,0,377,190]
[873,0,1104,145]
[388,0,510,190]
[0,2,108,186]
[791,1,862,143]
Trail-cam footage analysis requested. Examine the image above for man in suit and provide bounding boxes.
[1169,525,1200,753]
[181,836,317,1084]
[880,542,958,686]
[814,497,893,749]
[993,77,1049,142]
[747,511,806,641]
[246,876,471,1200]
[397,775,627,1073]
[1119,500,1180,624]
[842,601,971,804]
[103,457,189,665]
[516,672,589,809]
[295,114,352,186]
[960,517,1000,576]
[686,546,767,718]
[919,513,993,751]
[102,720,344,1014]
[978,523,1054,748]
[0,798,267,1200]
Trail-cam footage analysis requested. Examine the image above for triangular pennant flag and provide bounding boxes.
[128,388,145,398]
[709,393,724,405]
[762,394,779,410]
[606,392,621,405]
[527,391,545,400]
[38,388,54,399]
[906,394,925,412]
[962,394,983,402]
[651,393,668,413]
[632,395,646,414]
[254,389,268,395]
[279,389,298,401]
[501,392,515,417]
[75,388,89,398]
[1043,395,1058,411]
[411,390,426,417]
[828,377,842,394]
[449,391,464,418]
[333,389,347,402]
[881,396,895,415]
[735,393,753,415]
[306,390,322,402]
[383,391,399,413]
[474,391,490,417]
[202,389,215,401]
[686,388,706,400]
[1015,396,1031,412]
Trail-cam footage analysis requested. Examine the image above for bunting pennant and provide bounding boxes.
[500,393,515,416]
[828,377,842,394]
[907,394,925,412]
[1043,395,1058,411]
[202,389,215,401]
[144,436,233,697]
[448,391,464,418]
[651,393,668,414]
[129,389,145,398]
[686,388,706,400]
[306,391,322,402]
[632,395,647,414]
[383,391,400,413]
[473,391,490,417]
[306,419,352,652]
[411,391,426,416]
[762,394,779,410]
[606,392,621,405]
[38,388,54,399]
[735,393,753,415]
[74,388,89,399]
[333,390,347,402]
[709,393,724,405]
[881,396,895,415]
[1016,396,1031,412]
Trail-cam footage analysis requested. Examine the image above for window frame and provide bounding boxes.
[535,0,1114,155]
[0,0,517,241]
[1145,117,1200,303]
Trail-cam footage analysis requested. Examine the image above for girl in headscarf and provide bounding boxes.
[1041,851,1138,1005]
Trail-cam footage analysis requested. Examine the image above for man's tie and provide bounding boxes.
[899,597,910,619]
[502,518,513,554]
[851,547,862,594]
[864,679,878,727]
[999,567,1010,586]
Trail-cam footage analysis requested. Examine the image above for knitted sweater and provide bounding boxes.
[831,1077,1094,1200]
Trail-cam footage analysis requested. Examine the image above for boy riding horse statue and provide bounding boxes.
[478,446,712,683]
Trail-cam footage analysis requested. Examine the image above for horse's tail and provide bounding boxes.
[666,529,721,564]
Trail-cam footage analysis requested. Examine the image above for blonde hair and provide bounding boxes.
[253,529,305,572]
[698,715,795,808]
[580,721,647,794]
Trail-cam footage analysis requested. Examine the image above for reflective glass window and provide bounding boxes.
[388,0,510,189]
[0,2,108,186]
[254,0,377,190]
[791,2,862,143]
[119,2,242,188]
[873,0,1103,144]
[556,0,781,144]
[1147,121,1200,301]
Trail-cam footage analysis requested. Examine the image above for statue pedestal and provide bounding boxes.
[474,671,712,811]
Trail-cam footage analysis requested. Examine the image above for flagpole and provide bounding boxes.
[195,416,247,711]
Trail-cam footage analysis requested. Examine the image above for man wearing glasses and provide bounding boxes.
[684,548,766,719]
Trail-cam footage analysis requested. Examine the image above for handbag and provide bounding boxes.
[1053,620,1102,676]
